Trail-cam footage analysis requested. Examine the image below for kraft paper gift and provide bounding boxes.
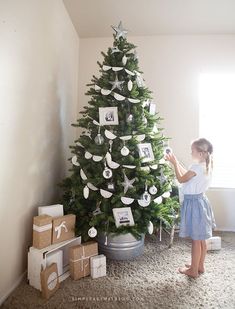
[40,263,59,299]
[69,241,98,280]
[52,214,76,244]
[33,215,52,249]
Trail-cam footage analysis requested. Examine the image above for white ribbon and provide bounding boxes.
[54,221,68,239]
[33,223,52,233]
[70,246,97,276]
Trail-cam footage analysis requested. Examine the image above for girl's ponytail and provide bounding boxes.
[192,138,213,175]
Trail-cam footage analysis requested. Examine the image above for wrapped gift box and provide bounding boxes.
[206,236,221,251]
[69,241,98,280]
[33,215,52,249]
[40,263,59,299]
[52,214,76,244]
[38,204,64,217]
[90,254,106,279]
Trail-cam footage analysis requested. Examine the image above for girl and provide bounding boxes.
[166,138,216,278]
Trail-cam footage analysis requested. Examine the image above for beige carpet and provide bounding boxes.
[2,231,235,309]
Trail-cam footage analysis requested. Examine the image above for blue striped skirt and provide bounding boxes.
[179,193,216,240]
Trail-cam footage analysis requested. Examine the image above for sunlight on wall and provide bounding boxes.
[199,73,235,188]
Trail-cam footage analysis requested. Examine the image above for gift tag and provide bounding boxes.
[88,227,97,238]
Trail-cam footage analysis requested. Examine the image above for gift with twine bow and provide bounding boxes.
[52,214,76,244]
[90,254,106,279]
[69,241,98,280]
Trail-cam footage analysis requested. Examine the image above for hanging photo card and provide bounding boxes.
[99,107,119,125]
[149,102,156,115]
[112,207,135,228]
[137,143,155,162]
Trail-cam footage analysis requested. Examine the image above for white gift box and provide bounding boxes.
[38,204,64,218]
[90,254,106,279]
[46,249,63,277]
[206,236,221,251]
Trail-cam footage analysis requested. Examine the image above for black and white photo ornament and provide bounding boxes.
[88,227,97,238]
[103,167,112,179]
[149,185,158,195]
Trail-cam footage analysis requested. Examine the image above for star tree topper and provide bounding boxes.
[112,22,128,39]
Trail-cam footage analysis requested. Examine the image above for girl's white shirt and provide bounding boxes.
[181,162,212,195]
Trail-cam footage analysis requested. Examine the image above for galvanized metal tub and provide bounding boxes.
[97,232,145,260]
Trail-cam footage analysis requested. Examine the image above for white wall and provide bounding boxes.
[0,0,79,303]
[78,35,235,232]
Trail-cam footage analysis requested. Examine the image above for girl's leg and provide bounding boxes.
[185,240,206,273]
[179,240,201,278]
[199,240,207,272]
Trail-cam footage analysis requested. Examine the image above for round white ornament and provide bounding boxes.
[88,227,97,238]
[121,145,130,156]
[141,191,151,203]
[103,167,112,179]
[94,134,104,145]
[149,185,158,195]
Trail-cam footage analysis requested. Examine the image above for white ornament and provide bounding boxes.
[138,199,150,207]
[107,182,115,191]
[92,155,103,162]
[94,134,104,145]
[83,186,89,199]
[114,93,125,101]
[125,69,135,76]
[128,80,133,91]
[164,147,172,155]
[135,134,145,142]
[154,196,163,204]
[149,185,158,195]
[159,158,166,164]
[121,173,135,194]
[140,166,150,172]
[126,114,134,123]
[111,46,121,54]
[101,89,111,96]
[121,197,135,205]
[93,208,102,216]
[121,145,130,156]
[122,55,127,65]
[122,165,136,169]
[109,74,124,91]
[93,119,100,126]
[112,67,123,71]
[94,84,101,92]
[87,182,98,191]
[85,151,92,159]
[150,164,158,170]
[88,227,97,238]
[104,129,117,140]
[128,98,140,103]
[120,135,132,141]
[105,152,120,169]
[72,155,80,166]
[141,190,151,203]
[80,169,87,180]
[162,191,171,198]
[148,221,154,235]
[103,65,111,71]
[149,103,156,115]
[100,189,113,198]
[103,167,112,179]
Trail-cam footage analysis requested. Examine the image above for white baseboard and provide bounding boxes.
[214,228,235,232]
[0,270,27,306]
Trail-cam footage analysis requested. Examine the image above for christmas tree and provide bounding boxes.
[59,22,179,242]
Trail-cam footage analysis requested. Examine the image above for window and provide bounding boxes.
[199,73,235,188]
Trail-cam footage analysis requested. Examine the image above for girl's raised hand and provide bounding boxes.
[165,152,178,165]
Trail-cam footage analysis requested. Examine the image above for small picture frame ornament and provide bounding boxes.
[137,143,155,162]
[112,207,135,228]
[99,107,119,125]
